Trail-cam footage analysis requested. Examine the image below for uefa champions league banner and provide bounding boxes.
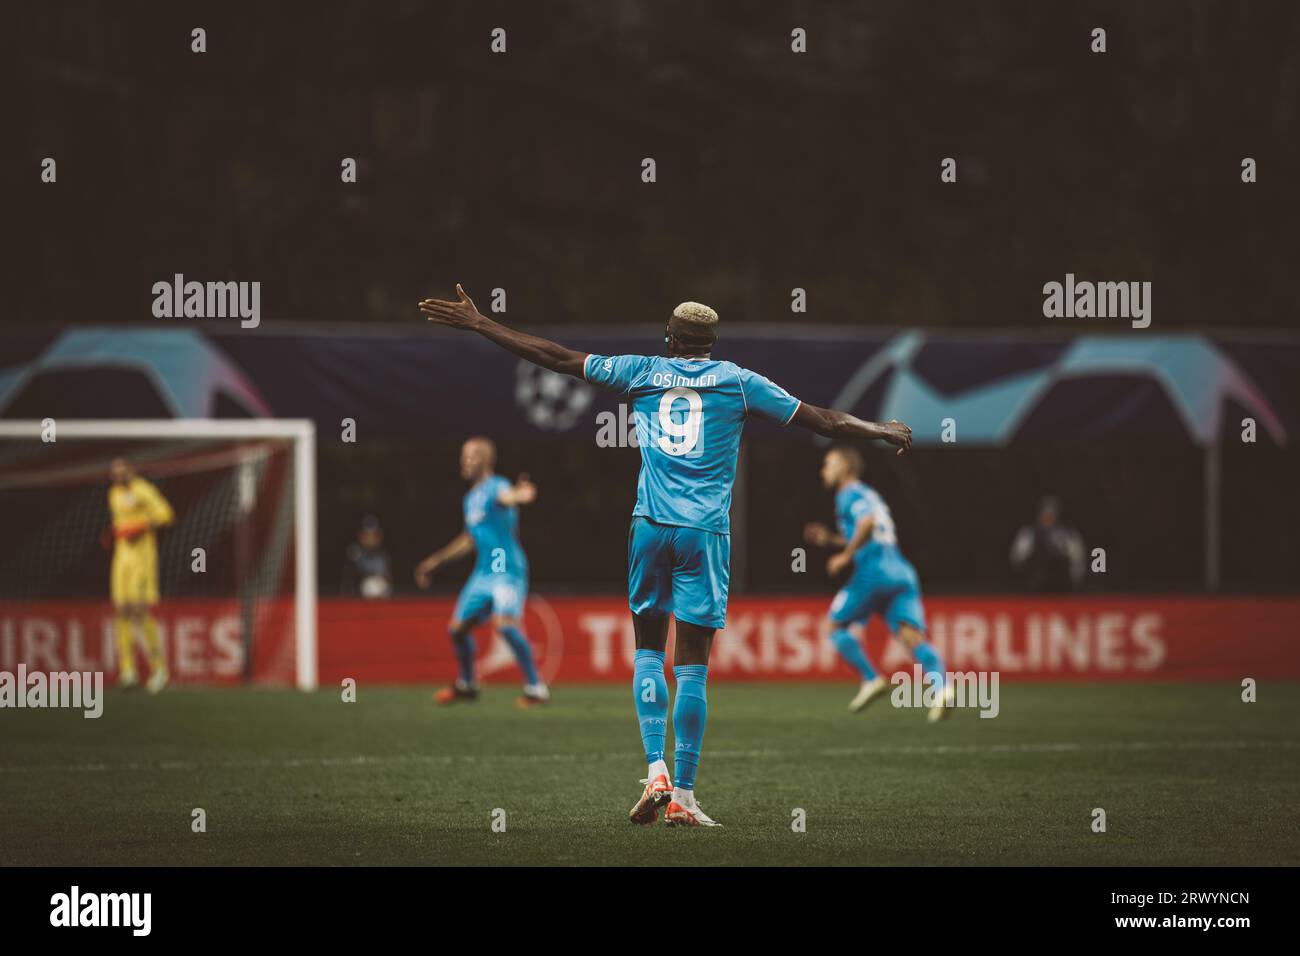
[3,596,1298,685]
[1,327,1296,445]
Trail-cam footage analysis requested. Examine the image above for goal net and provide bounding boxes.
[0,420,316,689]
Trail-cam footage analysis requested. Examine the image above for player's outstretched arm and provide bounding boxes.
[419,284,588,378]
[414,531,474,588]
[497,473,537,507]
[791,403,912,455]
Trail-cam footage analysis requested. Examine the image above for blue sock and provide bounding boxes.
[831,628,877,681]
[912,640,944,692]
[633,649,669,765]
[672,665,709,790]
[498,625,540,686]
[450,628,476,685]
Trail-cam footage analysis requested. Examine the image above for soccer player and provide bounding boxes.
[418,286,911,827]
[804,446,953,721]
[415,436,550,708]
[107,457,174,692]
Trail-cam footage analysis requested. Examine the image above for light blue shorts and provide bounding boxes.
[627,517,730,630]
[829,561,927,634]
[453,572,527,625]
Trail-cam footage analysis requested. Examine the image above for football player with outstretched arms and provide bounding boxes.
[419,285,911,827]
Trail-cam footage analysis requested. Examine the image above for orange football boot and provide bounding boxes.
[663,797,722,828]
[434,682,479,705]
[628,773,674,825]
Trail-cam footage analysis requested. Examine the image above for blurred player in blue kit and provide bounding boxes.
[415,436,550,707]
[804,446,953,720]
[419,285,911,827]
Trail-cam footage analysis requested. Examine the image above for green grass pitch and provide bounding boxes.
[2,683,1297,866]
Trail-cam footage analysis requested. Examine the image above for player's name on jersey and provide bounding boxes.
[0,664,103,718]
[1042,273,1151,329]
[650,371,718,389]
[151,274,261,329]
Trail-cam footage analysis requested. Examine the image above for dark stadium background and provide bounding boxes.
[6,0,1299,598]
[5,0,1300,881]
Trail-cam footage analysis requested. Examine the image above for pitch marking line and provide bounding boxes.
[1,739,1295,775]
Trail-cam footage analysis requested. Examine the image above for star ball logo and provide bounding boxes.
[515,361,593,430]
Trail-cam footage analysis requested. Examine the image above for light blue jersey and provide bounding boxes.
[830,480,925,632]
[584,354,801,533]
[449,474,536,680]
[835,481,904,572]
[463,475,528,578]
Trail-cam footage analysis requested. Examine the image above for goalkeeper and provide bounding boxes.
[107,457,174,692]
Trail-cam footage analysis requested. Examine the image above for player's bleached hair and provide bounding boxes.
[669,302,719,350]
[672,302,719,326]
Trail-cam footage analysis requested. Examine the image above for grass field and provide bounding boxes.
[2,682,1297,866]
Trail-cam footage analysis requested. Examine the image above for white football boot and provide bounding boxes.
[663,789,722,828]
[927,681,957,722]
[848,675,890,713]
[146,666,169,695]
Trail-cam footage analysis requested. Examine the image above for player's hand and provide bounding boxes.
[827,551,853,576]
[414,558,438,589]
[512,473,537,505]
[882,419,912,456]
[418,284,483,330]
[803,522,833,547]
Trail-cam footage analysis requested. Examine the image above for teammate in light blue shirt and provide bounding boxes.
[415,436,549,707]
[804,446,952,720]
[419,286,912,828]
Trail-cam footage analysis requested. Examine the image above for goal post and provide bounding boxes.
[0,419,317,690]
